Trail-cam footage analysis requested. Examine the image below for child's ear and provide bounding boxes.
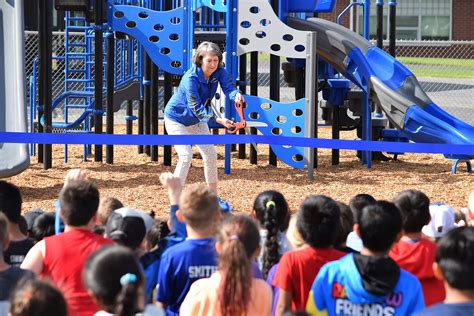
[354,224,361,238]
[215,241,222,254]
[250,210,257,218]
[433,262,444,281]
[176,210,185,223]
[395,231,403,242]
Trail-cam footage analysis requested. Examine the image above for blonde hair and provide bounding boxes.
[286,215,304,249]
[98,197,123,225]
[192,41,224,68]
[179,184,219,231]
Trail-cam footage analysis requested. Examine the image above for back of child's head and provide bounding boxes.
[253,190,290,231]
[393,189,430,233]
[30,213,56,242]
[436,226,474,290]
[349,194,376,223]
[358,201,402,252]
[179,184,219,231]
[9,279,67,316]
[98,197,124,225]
[217,215,260,316]
[0,180,22,224]
[59,180,100,226]
[84,245,144,316]
[335,201,354,247]
[0,212,9,250]
[297,195,340,248]
[146,219,170,250]
[253,190,290,277]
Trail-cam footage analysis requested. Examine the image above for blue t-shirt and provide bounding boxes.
[307,253,425,316]
[156,238,218,316]
[417,302,474,316]
[164,64,239,126]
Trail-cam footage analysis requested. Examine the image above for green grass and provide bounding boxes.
[254,54,474,79]
[397,57,474,79]
[403,67,474,79]
[397,57,474,67]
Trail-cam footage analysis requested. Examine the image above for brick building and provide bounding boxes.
[320,0,473,41]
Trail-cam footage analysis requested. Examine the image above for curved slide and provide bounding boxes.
[0,0,30,177]
[287,17,474,160]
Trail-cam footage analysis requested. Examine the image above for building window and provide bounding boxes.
[357,0,451,40]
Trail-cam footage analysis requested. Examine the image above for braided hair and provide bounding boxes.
[253,190,290,278]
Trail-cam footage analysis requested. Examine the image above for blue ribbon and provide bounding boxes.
[1,132,474,155]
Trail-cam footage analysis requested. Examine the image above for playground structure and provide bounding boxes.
[1,0,473,178]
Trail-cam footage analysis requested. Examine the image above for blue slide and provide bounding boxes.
[287,17,474,160]
[0,0,30,177]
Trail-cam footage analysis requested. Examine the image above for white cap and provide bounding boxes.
[422,203,455,238]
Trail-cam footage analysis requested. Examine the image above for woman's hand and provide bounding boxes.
[235,92,245,105]
[216,117,235,129]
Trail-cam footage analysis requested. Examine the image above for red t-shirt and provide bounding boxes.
[272,246,345,311]
[390,238,445,306]
[42,229,113,316]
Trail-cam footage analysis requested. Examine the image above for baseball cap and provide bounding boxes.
[106,207,153,249]
[422,203,456,239]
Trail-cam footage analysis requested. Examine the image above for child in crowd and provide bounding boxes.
[273,195,345,314]
[84,245,164,316]
[252,190,291,278]
[29,212,57,243]
[389,190,445,306]
[155,180,221,315]
[21,178,113,316]
[417,227,474,315]
[267,215,307,316]
[345,194,376,252]
[0,212,35,315]
[23,209,44,237]
[0,181,34,266]
[9,279,67,316]
[181,215,272,315]
[307,201,424,315]
[98,197,124,226]
[106,207,153,251]
[334,202,357,253]
[105,207,158,303]
[141,219,170,304]
[422,203,456,241]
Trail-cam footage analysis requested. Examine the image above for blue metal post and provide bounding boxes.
[362,0,372,167]
[225,0,237,174]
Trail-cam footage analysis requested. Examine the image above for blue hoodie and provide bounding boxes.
[307,253,425,316]
[164,64,240,126]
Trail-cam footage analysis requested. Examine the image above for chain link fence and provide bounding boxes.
[255,41,474,124]
[25,32,474,126]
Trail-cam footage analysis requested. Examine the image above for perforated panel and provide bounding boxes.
[245,95,306,169]
[194,0,227,12]
[237,0,308,58]
[109,5,187,75]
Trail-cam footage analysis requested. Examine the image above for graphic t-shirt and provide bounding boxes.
[156,238,218,316]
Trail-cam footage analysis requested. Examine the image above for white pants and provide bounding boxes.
[164,119,218,186]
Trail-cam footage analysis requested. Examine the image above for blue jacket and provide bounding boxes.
[307,253,425,316]
[164,64,240,126]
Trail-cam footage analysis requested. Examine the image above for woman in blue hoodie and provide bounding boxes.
[164,42,243,192]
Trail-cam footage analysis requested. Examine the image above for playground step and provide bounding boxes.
[67,43,87,47]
